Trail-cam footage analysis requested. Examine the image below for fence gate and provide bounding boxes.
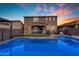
[0,29,10,42]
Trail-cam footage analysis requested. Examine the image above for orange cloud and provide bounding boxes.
[52,8,71,17]
[58,17,79,26]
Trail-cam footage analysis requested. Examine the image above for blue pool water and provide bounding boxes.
[0,36,79,56]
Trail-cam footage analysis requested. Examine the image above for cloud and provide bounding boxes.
[49,6,55,12]
[58,17,79,26]
[76,6,79,10]
[51,8,72,16]
[35,4,55,13]
[43,5,55,12]
[58,3,65,8]
[51,4,79,18]
[35,5,42,12]
[43,5,48,12]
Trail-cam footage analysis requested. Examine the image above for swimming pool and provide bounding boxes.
[0,36,79,56]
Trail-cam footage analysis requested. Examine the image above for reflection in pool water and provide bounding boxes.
[58,36,79,48]
[0,36,79,56]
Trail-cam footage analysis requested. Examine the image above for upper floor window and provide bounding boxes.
[45,17,48,21]
[49,17,51,21]
[53,17,56,21]
[33,17,39,22]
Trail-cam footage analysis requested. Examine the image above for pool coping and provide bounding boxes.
[0,36,58,45]
[0,35,79,45]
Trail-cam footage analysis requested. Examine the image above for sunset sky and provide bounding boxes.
[0,3,79,25]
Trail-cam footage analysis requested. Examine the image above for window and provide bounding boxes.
[45,17,48,21]
[49,17,51,21]
[33,17,39,22]
[53,17,56,21]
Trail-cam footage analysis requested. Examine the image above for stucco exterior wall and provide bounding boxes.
[24,16,57,35]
